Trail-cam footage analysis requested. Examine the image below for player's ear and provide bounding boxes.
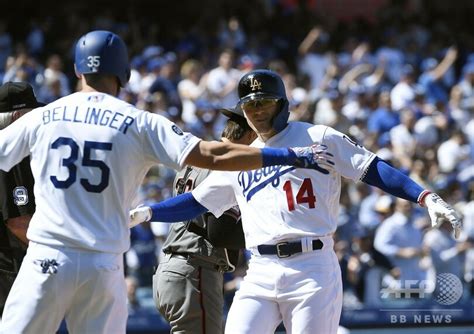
[74,64,82,79]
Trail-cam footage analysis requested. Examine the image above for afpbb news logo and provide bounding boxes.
[380,273,464,324]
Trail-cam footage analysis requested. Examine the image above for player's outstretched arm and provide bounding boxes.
[362,157,462,238]
[129,192,207,228]
[184,141,334,173]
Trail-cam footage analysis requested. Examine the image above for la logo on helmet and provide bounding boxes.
[250,77,262,91]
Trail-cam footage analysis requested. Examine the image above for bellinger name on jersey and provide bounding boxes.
[41,106,135,134]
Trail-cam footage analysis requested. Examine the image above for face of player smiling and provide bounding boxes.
[242,99,279,142]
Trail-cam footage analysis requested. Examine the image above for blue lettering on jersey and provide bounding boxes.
[73,106,82,123]
[43,109,50,123]
[238,166,295,201]
[109,112,123,130]
[119,116,134,134]
[62,106,72,121]
[42,106,135,134]
[99,109,112,125]
[88,107,101,124]
[52,106,61,121]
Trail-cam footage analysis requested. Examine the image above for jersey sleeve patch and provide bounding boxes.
[172,124,184,135]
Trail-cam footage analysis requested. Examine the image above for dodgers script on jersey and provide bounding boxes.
[0,92,200,253]
[192,122,375,248]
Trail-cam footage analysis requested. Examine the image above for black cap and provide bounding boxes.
[0,82,45,113]
[219,105,252,128]
[219,105,245,119]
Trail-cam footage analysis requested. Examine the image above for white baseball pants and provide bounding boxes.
[0,242,127,334]
[225,237,342,334]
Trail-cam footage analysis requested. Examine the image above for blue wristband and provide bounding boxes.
[150,192,208,222]
[261,147,296,167]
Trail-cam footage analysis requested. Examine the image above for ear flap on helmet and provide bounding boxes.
[271,99,290,132]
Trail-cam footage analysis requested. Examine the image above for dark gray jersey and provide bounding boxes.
[162,166,240,270]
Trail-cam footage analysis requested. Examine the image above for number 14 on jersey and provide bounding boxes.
[283,178,316,211]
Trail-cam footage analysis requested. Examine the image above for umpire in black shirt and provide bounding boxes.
[0,82,44,315]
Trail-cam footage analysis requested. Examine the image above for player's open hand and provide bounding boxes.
[288,144,335,174]
[423,193,462,239]
[129,205,152,228]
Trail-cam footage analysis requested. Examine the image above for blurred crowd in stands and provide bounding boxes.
[2,0,474,314]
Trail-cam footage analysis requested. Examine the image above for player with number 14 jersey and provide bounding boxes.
[193,123,375,248]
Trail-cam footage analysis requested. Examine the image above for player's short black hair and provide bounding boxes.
[83,73,120,88]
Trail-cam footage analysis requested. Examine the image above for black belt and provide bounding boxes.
[257,239,323,258]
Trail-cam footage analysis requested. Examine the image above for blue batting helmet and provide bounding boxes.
[75,30,130,87]
[237,69,289,132]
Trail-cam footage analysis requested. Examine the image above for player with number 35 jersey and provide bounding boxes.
[0,91,200,253]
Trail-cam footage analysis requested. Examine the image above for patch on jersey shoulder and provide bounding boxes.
[88,95,105,102]
[172,125,184,136]
[13,186,28,206]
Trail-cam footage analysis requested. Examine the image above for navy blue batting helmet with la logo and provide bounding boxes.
[237,69,289,132]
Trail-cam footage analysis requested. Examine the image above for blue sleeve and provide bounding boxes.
[361,157,424,203]
[150,192,208,222]
[261,147,295,166]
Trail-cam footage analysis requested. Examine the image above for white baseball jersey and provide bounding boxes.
[0,92,200,253]
[193,121,375,248]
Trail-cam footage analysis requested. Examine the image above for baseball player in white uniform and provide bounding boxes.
[0,33,338,334]
[130,69,462,334]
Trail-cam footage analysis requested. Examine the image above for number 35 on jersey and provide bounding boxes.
[49,136,112,193]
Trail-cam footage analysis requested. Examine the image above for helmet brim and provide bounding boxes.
[218,106,245,118]
[239,92,282,104]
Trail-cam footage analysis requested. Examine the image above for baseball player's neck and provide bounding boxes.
[79,76,120,97]
[257,129,277,142]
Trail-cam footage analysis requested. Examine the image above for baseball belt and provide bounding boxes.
[257,239,323,258]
